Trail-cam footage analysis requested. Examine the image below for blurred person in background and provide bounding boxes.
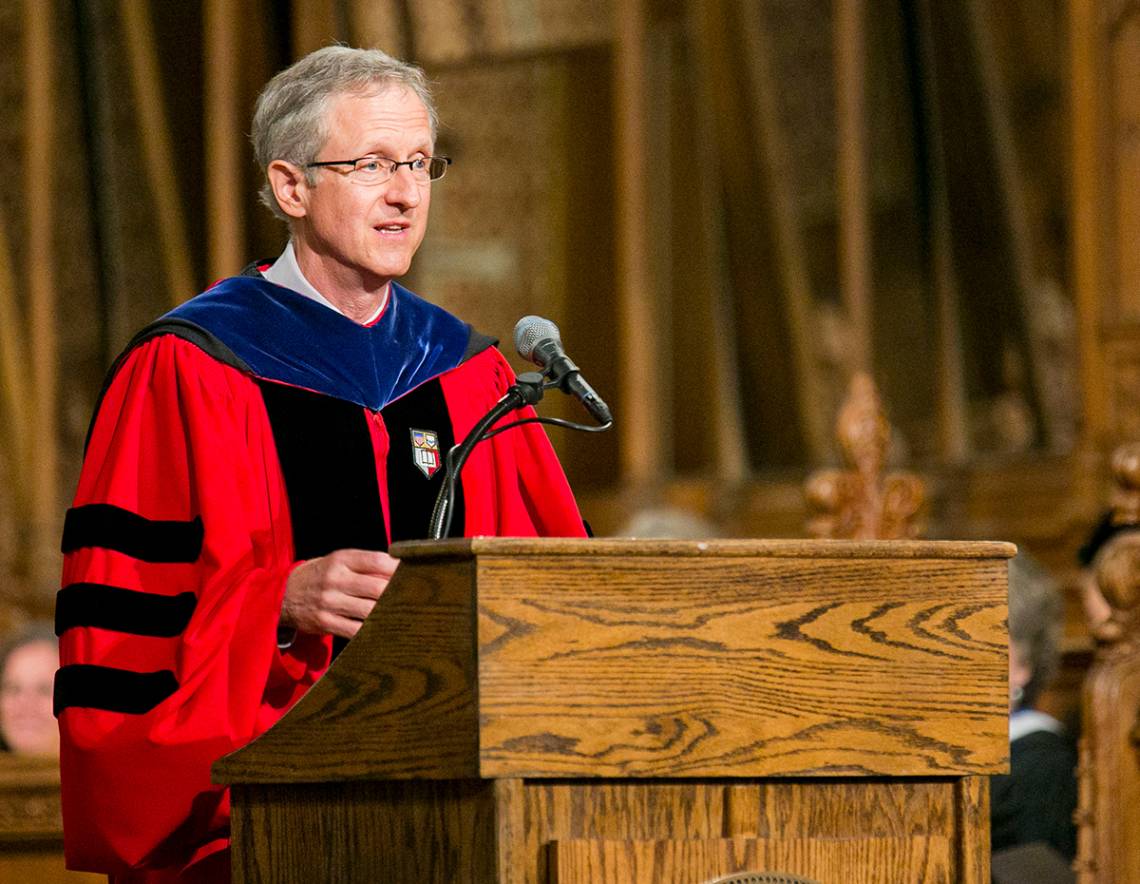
[991,553,1077,862]
[0,622,59,756]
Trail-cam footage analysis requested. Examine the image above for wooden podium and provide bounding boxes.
[214,538,1013,883]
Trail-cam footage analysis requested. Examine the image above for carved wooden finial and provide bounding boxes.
[804,372,925,540]
[1090,442,1140,641]
[1108,442,1140,529]
[1076,442,1140,882]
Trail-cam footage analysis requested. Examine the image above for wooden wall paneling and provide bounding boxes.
[910,0,969,464]
[1069,0,1107,457]
[22,0,58,593]
[119,0,196,304]
[291,0,344,58]
[732,0,830,465]
[834,0,872,375]
[204,0,245,281]
[614,0,666,485]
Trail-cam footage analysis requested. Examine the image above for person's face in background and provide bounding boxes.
[1009,639,1032,713]
[0,640,59,755]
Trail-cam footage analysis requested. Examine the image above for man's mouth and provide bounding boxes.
[376,223,408,235]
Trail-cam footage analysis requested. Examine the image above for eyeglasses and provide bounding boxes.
[305,155,452,185]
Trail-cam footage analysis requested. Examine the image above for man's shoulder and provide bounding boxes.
[386,282,498,366]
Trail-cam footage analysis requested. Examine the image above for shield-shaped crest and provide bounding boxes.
[410,428,442,479]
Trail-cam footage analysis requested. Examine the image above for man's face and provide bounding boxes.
[296,86,435,294]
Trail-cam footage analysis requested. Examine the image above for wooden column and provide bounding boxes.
[1069,0,1106,456]
[614,0,666,484]
[204,0,245,280]
[912,0,969,463]
[963,0,1049,443]
[833,0,872,374]
[0,216,30,523]
[292,0,342,58]
[734,0,830,463]
[685,2,747,482]
[348,0,408,55]
[23,0,58,591]
[120,0,195,304]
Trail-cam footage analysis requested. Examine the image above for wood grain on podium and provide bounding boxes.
[216,538,1011,883]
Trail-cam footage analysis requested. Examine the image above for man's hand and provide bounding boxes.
[281,549,399,639]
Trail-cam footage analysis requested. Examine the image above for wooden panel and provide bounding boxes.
[747,780,956,838]
[215,559,480,782]
[521,780,726,884]
[519,779,973,883]
[471,546,1009,777]
[549,836,952,884]
[231,775,983,882]
[0,757,101,883]
[0,757,63,843]
[230,780,498,884]
[0,856,103,884]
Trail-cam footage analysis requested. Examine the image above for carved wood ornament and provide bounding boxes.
[804,373,925,540]
[1077,442,1140,882]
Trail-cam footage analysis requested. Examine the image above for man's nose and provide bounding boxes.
[384,166,422,208]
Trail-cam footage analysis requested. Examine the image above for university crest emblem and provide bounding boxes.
[410,428,442,479]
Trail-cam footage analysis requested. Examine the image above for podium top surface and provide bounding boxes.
[390,537,1017,560]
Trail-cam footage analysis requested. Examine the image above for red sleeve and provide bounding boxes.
[57,336,330,877]
[439,347,587,537]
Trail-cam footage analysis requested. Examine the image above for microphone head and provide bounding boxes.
[513,315,562,362]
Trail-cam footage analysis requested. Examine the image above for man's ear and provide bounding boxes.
[266,160,310,220]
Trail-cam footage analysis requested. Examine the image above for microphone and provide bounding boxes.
[513,316,613,425]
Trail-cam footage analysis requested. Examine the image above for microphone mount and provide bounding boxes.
[427,372,546,540]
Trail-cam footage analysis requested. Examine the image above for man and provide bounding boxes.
[55,46,585,882]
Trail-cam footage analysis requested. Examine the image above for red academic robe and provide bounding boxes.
[56,280,585,882]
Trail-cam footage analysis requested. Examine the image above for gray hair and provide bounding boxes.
[251,45,439,221]
[1007,552,1062,709]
